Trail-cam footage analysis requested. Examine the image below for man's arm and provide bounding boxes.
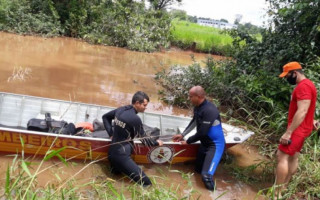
[186,110,219,144]
[172,117,196,142]
[280,99,311,144]
[102,109,116,137]
[181,118,196,137]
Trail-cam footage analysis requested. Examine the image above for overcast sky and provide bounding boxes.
[170,0,269,26]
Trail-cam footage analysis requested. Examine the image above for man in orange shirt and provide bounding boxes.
[276,62,317,195]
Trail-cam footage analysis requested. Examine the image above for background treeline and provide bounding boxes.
[156,0,320,198]
[0,0,259,55]
[0,0,178,52]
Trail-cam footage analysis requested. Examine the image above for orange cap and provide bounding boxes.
[279,62,302,78]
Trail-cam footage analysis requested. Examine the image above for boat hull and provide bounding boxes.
[0,127,237,164]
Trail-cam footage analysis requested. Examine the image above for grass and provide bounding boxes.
[224,101,320,199]
[170,20,234,55]
[225,113,320,199]
[2,154,212,199]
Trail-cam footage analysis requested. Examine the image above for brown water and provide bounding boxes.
[0,32,222,116]
[0,32,268,199]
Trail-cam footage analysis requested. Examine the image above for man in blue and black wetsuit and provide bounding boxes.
[102,91,163,186]
[172,86,225,190]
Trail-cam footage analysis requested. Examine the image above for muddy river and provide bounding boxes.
[0,32,267,199]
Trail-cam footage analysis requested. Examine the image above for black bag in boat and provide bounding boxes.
[44,113,67,134]
[50,122,77,135]
[59,123,77,135]
[27,113,76,135]
[27,118,49,132]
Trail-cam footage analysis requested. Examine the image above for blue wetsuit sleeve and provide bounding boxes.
[186,109,219,144]
[102,109,116,137]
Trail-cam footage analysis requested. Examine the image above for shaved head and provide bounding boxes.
[189,86,205,98]
[189,86,206,106]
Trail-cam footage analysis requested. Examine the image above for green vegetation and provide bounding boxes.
[3,154,216,199]
[156,0,320,198]
[0,0,252,55]
[0,0,173,52]
[0,0,258,55]
[170,20,234,55]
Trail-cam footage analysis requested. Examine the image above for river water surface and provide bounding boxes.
[0,32,266,199]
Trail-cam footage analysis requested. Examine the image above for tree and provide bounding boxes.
[237,22,263,34]
[187,15,197,23]
[148,0,182,10]
[227,0,320,111]
[169,9,187,20]
[266,0,320,63]
[232,0,320,73]
[220,18,228,23]
[234,14,242,24]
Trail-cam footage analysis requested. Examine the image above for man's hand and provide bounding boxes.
[157,140,163,146]
[313,120,319,130]
[180,140,188,145]
[280,131,292,145]
[172,134,183,142]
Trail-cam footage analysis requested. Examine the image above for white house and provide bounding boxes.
[197,18,237,29]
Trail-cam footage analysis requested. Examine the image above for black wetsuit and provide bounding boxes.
[102,105,159,186]
[182,99,225,190]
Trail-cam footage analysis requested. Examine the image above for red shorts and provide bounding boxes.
[278,134,306,156]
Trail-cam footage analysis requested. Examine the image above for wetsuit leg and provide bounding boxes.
[195,144,206,173]
[109,162,121,175]
[108,145,152,186]
[201,125,226,190]
[201,146,217,190]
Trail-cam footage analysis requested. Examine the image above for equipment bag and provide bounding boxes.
[27,118,49,132]
[27,113,70,134]
[59,123,77,135]
[50,120,69,134]
[44,113,68,134]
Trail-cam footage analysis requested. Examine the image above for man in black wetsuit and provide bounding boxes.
[102,91,163,186]
[172,86,225,190]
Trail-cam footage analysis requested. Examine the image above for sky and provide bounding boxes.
[170,0,270,26]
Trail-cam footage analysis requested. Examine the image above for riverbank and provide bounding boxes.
[0,0,235,56]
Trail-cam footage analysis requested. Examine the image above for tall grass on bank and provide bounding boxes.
[3,153,210,199]
[257,132,320,199]
[1,135,211,199]
[170,20,233,55]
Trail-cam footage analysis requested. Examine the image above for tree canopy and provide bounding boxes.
[148,0,182,10]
